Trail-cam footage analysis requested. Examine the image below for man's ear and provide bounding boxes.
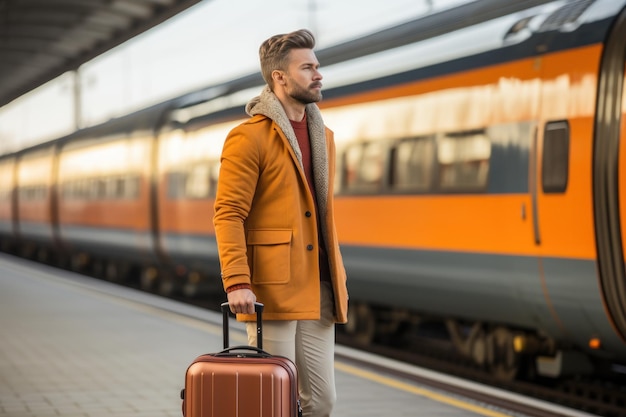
[272,70,286,85]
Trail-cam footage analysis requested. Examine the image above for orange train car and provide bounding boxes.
[1,0,626,381]
[56,130,155,278]
[154,121,232,295]
[11,144,58,261]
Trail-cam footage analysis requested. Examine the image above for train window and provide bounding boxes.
[71,181,80,199]
[166,164,218,199]
[125,176,140,199]
[71,180,81,199]
[186,164,211,199]
[95,178,107,199]
[60,175,138,201]
[65,181,75,199]
[114,177,126,198]
[542,121,569,193]
[87,179,97,199]
[65,181,74,199]
[78,179,89,199]
[341,146,359,191]
[104,177,116,199]
[167,172,188,199]
[61,182,71,198]
[437,130,490,191]
[208,162,220,198]
[390,136,435,192]
[341,142,384,193]
[19,185,46,200]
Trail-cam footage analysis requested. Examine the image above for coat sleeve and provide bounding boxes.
[213,123,260,290]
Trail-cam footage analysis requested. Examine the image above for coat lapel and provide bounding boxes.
[246,86,329,220]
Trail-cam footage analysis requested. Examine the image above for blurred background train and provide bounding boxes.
[1,0,626,382]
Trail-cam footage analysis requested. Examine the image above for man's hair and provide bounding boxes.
[259,29,316,89]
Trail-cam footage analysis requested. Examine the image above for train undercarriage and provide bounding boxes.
[342,300,600,381]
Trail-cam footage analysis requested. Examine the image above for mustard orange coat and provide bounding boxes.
[213,87,348,323]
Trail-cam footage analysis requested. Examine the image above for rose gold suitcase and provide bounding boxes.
[181,302,302,417]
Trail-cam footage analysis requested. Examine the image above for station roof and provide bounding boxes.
[0,0,202,109]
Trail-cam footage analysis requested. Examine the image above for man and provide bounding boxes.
[213,29,349,417]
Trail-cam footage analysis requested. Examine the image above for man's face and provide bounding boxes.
[283,48,323,104]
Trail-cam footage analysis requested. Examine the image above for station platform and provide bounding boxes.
[0,253,541,417]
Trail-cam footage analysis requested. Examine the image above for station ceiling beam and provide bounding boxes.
[0,0,203,108]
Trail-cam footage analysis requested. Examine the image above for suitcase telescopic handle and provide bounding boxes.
[220,302,264,350]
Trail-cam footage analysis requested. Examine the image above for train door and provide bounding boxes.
[528,51,601,345]
[594,8,626,344]
[524,4,626,358]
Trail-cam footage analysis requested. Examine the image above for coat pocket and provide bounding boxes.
[247,229,292,285]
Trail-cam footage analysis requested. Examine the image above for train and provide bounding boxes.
[1,0,626,381]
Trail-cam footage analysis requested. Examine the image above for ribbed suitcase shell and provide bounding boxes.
[184,352,298,417]
[181,302,300,417]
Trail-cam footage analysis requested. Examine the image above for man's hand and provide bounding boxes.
[227,288,256,314]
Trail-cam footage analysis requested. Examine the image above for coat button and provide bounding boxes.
[305,211,312,217]
[307,244,314,251]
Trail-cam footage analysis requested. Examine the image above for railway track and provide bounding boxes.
[335,332,626,417]
[335,345,604,417]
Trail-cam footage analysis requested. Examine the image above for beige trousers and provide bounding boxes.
[246,281,336,417]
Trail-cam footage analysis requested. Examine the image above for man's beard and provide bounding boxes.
[288,82,322,104]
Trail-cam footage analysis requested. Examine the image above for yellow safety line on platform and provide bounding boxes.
[334,361,513,417]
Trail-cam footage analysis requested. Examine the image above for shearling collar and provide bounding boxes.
[245,85,329,220]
